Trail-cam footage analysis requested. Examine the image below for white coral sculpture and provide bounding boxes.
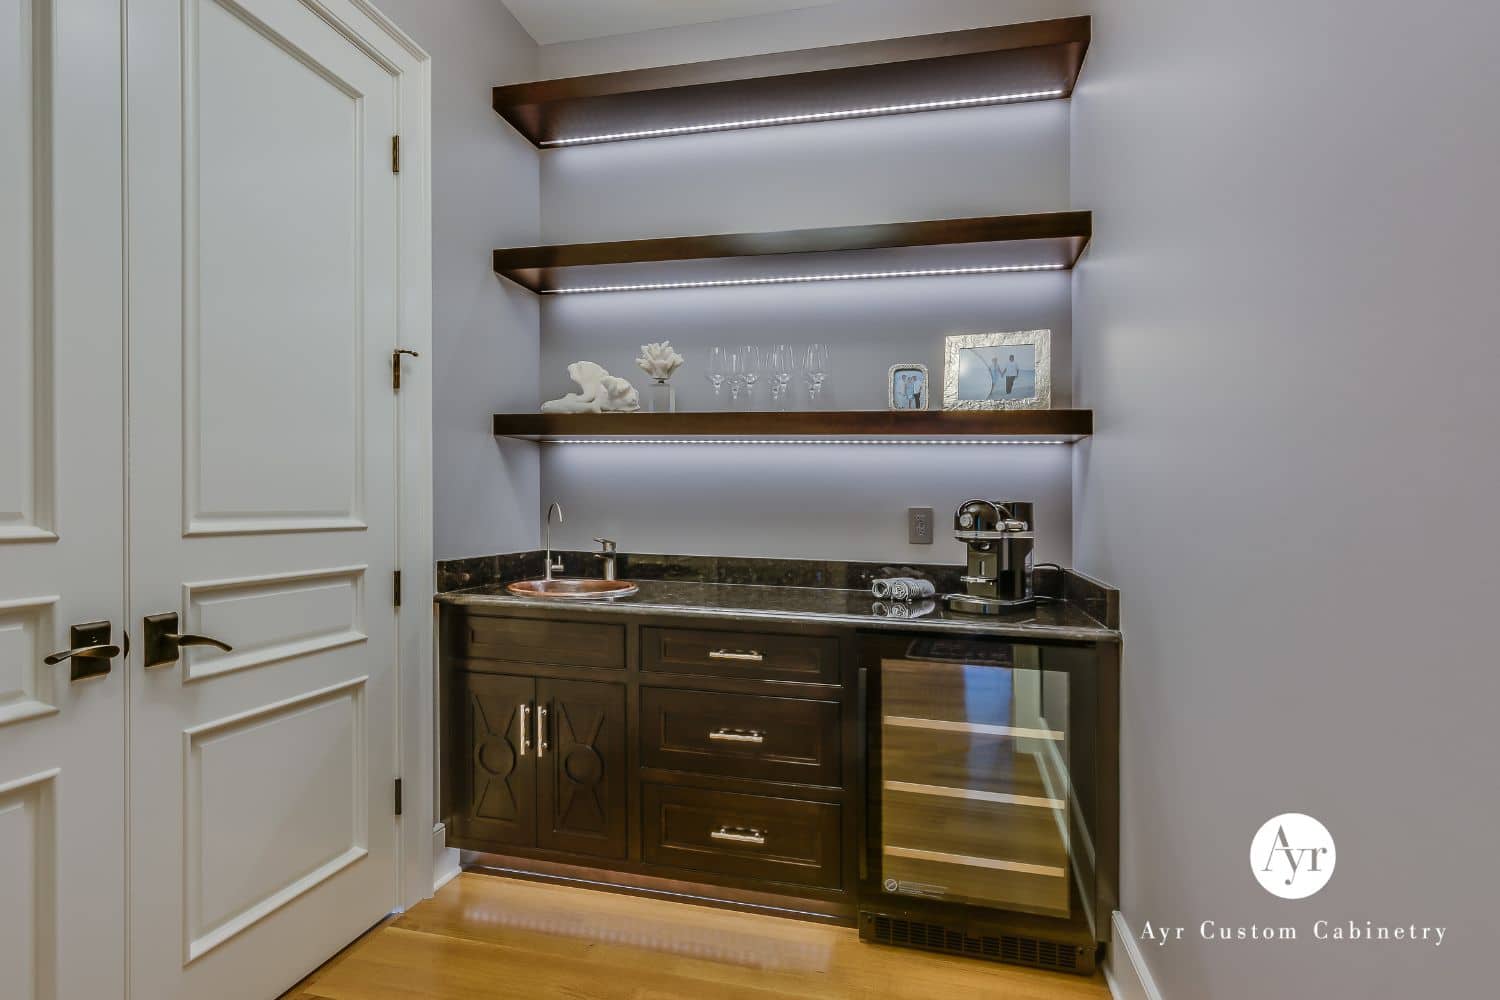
[634,341,684,381]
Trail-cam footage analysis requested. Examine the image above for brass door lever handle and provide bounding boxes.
[44,644,121,666]
[169,633,232,651]
[44,621,122,681]
[143,612,233,668]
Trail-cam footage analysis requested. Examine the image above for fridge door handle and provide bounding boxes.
[857,665,869,882]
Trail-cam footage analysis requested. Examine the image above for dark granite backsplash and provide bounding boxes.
[437,551,1119,629]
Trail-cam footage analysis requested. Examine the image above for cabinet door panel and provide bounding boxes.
[455,673,536,848]
[537,678,627,860]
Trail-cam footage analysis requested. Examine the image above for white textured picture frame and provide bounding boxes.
[887,363,929,410]
[943,329,1053,410]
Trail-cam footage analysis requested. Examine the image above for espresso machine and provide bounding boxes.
[943,498,1036,614]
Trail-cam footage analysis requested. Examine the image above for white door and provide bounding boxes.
[126,0,402,996]
[0,1,125,998]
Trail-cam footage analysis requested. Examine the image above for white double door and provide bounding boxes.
[1,0,412,997]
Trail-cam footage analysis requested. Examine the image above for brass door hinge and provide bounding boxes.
[393,570,402,608]
[394,778,403,816]
[392,348,419,391]
[392,134,400,174]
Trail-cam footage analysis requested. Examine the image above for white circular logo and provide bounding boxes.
[1250,813,1336,899]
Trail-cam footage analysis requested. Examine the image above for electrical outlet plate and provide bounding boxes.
[908,507,934,545]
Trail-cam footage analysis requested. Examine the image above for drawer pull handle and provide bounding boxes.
[708,649,763,662]
[709,728,765,744]
[710,826,766,846]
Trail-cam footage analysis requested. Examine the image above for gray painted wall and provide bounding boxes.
[537,2,1084,565]
[374,0,541,560]
[537,0,1086,77]
[1071,1,1500,996]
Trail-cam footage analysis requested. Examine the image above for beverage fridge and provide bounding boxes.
[856,632,1117,975]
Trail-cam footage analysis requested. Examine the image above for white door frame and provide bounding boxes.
[332,0,435,911]
[366,0,438,911]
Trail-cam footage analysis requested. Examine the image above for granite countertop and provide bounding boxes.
[436,578,1119,642]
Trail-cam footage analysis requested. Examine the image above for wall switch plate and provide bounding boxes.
[908,507,934,545]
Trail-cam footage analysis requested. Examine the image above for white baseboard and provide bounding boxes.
[432,822,461,893]
[1105,911,1164,1000]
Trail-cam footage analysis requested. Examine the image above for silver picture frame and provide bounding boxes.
[942,330,1053,410]
[887,363,929,410]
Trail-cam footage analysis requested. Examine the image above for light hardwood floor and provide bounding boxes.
[288,873,1110,999]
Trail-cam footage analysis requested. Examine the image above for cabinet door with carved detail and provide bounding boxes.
[536,679,628,859]
[456,673,537,848]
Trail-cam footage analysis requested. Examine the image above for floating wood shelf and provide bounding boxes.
[492,410,1092,443]
[493,17,1091,147]
[493,212,1091,294]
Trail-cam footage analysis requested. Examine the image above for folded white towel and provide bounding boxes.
[872,599,936,619]
[871,577,936,601]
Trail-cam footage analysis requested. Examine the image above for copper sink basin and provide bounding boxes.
[505,578,639,600]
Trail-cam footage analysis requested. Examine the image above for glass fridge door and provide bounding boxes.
[878,638,1073,918]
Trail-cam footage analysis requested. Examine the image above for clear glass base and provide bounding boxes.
[647,379,676,413]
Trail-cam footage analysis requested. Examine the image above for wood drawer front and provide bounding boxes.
[642,784,842,890]
[464,615,625,669]
[641,687,841,787]
[643,627,839,684]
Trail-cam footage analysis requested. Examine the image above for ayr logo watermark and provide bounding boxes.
[1250,813,1336,899]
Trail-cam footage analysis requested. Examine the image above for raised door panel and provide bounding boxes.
[0,770,57,1000]
[0,0,53,541]
[537,678,627,860]
[456,673,536,848]
[183,0,367,535]
[183,679,369,962]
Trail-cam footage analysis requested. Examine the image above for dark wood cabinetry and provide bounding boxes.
[643,625,841,684]
[454,672,536,847]
[441,605,859,920]
[640,686,842,786]
[536,678,628,859]
[450,670,628,861]
[441,600,1119,960]
[642,784,843,890]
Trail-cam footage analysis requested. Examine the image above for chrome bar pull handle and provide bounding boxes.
[708,649,763,662]
[710,826,766,846]
[708,728,765,744]
[518,703,532,758]
[537,703,549,758]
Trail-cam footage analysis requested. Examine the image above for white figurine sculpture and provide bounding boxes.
[541,361,640,414]
[634,341,684,381]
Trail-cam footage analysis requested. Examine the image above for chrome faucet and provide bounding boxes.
[594,538,618,581]
[544,501,565,580]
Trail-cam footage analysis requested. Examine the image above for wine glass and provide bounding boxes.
[738,345,762,408]
[803,343,829,405]
[725,350,746,402]
[705,346,726,404]
[767,344,794,410]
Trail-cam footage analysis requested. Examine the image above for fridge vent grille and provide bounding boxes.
[865,912,1083,973]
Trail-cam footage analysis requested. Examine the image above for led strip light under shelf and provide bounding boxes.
[544,263,1067,294]
[542,438,1076,446]
[539,91,1068,146]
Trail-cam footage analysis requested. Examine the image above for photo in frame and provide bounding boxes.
[887,363,929,410]
[943,330,1053,410]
